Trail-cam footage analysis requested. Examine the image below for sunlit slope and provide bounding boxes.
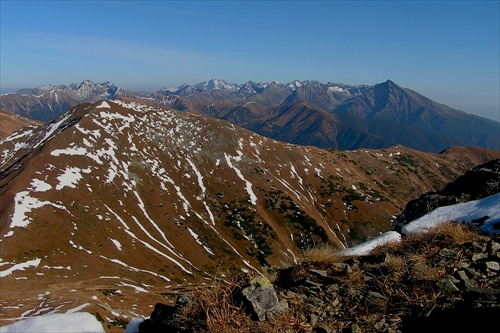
[0,99,497,330]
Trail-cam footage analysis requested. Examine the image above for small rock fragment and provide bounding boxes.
[486,261,500,271]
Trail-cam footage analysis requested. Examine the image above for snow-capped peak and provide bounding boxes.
[327,85,348,95]
[194,79,239,92]
[287,80,303,89]
[36,84,58,91]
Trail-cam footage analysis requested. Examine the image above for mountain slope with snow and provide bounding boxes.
[0,99,497,332]
[0,109,44,140]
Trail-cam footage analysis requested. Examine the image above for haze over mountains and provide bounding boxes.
[1,79,498,153]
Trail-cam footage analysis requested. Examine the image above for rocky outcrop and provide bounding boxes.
[137,295,192,333]
[272,235,499,332]
[393,159,500,232]
[125,225,500,333]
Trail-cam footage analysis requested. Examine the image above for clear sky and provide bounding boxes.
[1,1,499,120]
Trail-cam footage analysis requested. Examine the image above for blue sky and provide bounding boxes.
[1,1,499,120]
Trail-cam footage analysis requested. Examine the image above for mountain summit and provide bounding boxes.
[1,79,498,152]
[151,79,498,152]
[194,79,239,92]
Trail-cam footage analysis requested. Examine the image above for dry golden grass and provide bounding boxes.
[258,311,313,333]
[402,222,478,251]
[341,266,366,287]
[381,253,407,280]
[371,237,405,255]
[409,262,443,281]
[198,286,249,332]
[170,275,253,333]
[431,221,479,244]
[301,243,344,265]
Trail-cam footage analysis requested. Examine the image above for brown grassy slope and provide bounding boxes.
[0,100,498,332]
[0,109,43,139]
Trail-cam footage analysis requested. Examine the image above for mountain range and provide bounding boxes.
[0,80,141,122]
[2,79,498,153]
[0,98,498,331]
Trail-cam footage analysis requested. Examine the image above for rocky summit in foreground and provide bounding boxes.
[0,99,498,331]
[129,223,500,333]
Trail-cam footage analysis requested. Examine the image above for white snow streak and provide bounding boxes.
[187,227,214,255]
[339,232,401,257]
[0,258,41,278]
[110,238,122,251]
[186,158,206,197]
[224,153,257,205]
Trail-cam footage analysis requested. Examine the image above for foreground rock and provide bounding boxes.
[242,276,286,321]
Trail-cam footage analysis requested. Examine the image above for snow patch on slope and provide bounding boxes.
[0,258,41,278]
[0,312,105,333]
[55,167,85,190]
[402,193,500,236]
[339,232,401,257]
[30,179,52,192]
[10,191,69,228]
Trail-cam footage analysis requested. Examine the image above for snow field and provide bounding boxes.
[0,312,105,333]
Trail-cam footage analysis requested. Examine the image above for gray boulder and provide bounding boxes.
[242,276,285,321]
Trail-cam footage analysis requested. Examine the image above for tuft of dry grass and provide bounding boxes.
[371,237,405,255]
[301,243,343,265]
[380,253,407,280]
[431,221,479,245]
[171,275,254,333]
[257,311,313,333]
[341,265,366,287]
[409,262,443,281]
[402,221,479,252]
[198,286,249,332]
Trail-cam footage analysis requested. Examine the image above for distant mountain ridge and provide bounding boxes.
[0,80,140,121]
[1,79,498,152]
